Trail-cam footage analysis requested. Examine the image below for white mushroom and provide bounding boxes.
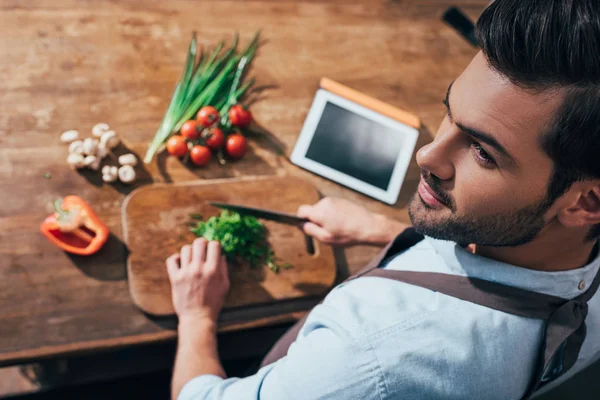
[60,130,80,144]
[83,155,100,170]
[100,130,120,150]
[96,143,109,160]
[118,165,136,184]
[92,123,110,137]
[102,165,118,183]
[102,173,118,183]
[68,140,84,155]
[118,153,138,166]
[82,137,99,156]
[102,165,118,175]
[67,153,85,169]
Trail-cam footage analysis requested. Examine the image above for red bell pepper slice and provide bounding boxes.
[40,196,109,256]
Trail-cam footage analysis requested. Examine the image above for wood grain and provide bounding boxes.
[123,176,336,316]
[0,0,485,366]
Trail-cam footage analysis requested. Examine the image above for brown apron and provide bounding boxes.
[260,229,600,399]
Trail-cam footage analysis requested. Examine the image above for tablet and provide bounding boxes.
[291,84,419,205]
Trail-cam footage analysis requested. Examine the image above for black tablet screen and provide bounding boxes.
[305,102,404,190]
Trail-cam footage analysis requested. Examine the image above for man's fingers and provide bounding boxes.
[302,222,333,243]
[192,238,208,265]
[180,244,192,268]
[166,254,180,278]
[204,241,222,275]
[297,204,313,219]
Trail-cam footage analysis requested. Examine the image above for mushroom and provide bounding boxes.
[100,130,120,150]
[118,153,138,166]
[102,165,118,183]
[82,137,99,156]
[118,165,136,184]
[96,143,109,160]
[60,130,80,144]
[92,123,110,137]
[83,155,100,171]
[68,140,84,155]
[102,165,118,175]
[67,153,85,169]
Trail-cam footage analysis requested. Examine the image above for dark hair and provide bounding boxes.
[476,0,600,239]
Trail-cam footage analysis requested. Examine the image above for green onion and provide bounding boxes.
[144,31,260,164]
[144,33,198,163]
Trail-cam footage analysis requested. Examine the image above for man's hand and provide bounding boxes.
[167,239,229,399]
[297,197,409,247]
[166,238,230,323]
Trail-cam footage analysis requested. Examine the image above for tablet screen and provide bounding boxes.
[304,102,405,190]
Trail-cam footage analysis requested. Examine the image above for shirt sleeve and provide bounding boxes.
[177,302,384,400]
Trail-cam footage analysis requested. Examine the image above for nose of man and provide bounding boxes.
[416,132,456,182]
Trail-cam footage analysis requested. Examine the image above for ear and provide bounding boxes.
[558,185,600,228]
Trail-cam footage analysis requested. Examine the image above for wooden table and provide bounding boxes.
[0,0,485,367]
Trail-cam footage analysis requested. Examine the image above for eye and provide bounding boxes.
[471,141,496,167]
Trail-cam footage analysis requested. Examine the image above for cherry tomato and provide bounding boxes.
[166,135,188,158]
[225,133,248,159]
[180,120,199,140]
[228,105,252,128]
[204,127,225,150]
[190,145,211,166]
[197,106,220,128]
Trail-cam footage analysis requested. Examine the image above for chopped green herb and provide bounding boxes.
[43,172,52,179]
[189,210,289,272]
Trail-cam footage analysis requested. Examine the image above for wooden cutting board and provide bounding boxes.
[122,176,336,316]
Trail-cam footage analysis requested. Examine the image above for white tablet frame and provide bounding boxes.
[291,89,419,205]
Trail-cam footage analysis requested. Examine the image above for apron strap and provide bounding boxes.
[361,269,565,319]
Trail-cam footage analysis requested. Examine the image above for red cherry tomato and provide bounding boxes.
[190,145,211,166]
[204,127,225,150]
[197,106,220,128]
[228,105,252,128]
[166,135,188,158]
[225,133,248,159]
[180,120,199,140]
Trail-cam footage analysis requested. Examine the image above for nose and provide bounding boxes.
[416,131,456,181]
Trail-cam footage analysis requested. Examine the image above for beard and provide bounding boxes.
[408,175,553,247]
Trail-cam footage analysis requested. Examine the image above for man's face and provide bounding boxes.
[408,52,563,246]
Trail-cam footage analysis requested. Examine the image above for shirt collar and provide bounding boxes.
[426,237,600,300]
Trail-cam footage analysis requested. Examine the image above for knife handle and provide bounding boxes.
[442,7,479,47]
[305,234,315,255]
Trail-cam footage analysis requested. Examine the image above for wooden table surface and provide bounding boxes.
[0,0,485,367]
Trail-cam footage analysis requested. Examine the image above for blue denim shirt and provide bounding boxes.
[179,237,600,400]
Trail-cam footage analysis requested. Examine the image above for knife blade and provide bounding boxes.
[209,201,315,254]
[209,202,308,225]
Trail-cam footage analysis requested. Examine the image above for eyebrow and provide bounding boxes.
[444,81,515,162]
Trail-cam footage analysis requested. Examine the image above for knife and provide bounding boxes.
[209,202,308,225]
[209,201,315,254]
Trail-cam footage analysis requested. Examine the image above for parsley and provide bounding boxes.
[189,210,289,272]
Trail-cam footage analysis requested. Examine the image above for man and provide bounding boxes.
[166,0,600,398]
